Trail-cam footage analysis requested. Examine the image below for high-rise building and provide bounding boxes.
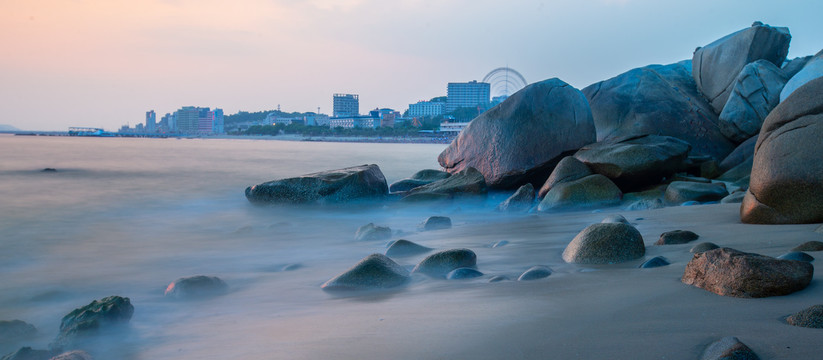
[175,106,201,134]
[172,106,223,134]
[145,110,156,132]
[212,108,224,134]
[408,100,446,117]
[446,81,490,112]
[333,94,359,117]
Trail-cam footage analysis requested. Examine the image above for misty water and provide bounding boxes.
[2,135,487,358]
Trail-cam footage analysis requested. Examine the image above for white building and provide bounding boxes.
[446,80,490,112]
[408,101,446,117]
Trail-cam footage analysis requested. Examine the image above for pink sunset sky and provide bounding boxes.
[2,0,822,131]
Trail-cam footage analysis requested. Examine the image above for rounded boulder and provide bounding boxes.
[562,223,645,264]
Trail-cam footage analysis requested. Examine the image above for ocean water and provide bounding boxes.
[0,135,472,358]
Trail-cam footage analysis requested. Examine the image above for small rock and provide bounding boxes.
[0,320,36,342]
[664,181,729,204]
[691,242,720,254]
[389,169,451,193]
[419,216,451,231]
[562,222,645,264]
[496,183,535,212]
[412,249,477,278]
[1,347,51,360]
[624,198,665,211]
[385,240,433,257]
[446,268,483,279]
[720,191,746,204]
[785,304,823,328]
[49,350,93,360]
[164,275,228,300]
[355,223,392,241]
[639,256,670,268]
[601,214,629,224]
[488,275,509,283]
[700,336,760,360]
[777,252,814,262]
[792,241,823,252]
[537,174,623,211]
[402,167,487,200]
[281,264,301,271]
[53,296,133,351]
[517,266,552,281]
[682,248,813,298]
[491,240,509,248]
[41,168,57,173]
[321,254,410,291]
[655,230,699,245]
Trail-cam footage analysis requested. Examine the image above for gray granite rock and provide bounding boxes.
[777,252,814,262]
[389,169,451,193]
[639,256,670,268]
[792,241,823,252]
[446,268,483,280]
[497,183,535,212]
[562,223,645,264]
[355,223,392,241]
[691,242,720,254]
[780,50,823,102]
[785,304,823,328]
[419,216,452,231]
[385,240,433,257]
[164,275,228,300]
[656,230,699,245]
[517,266,552,281]
[321,254,410,291]
[402,167,487,201]
[538,156,592,198]
[537,174,622,212]
[52,296,133,351]
[412,249,477,278]
[246,164,388,204]
[718,60,788,143]
[664,181,728,204]
[700,336,759,360]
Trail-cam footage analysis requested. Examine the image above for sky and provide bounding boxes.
[2,0,822,131]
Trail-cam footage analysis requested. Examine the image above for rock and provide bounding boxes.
[321,254,410,291]
[718,60,788,143]
[664,181,728,204]
[517,266,552,281]
[582,61,735,161]
[537,174,622,212]
[402,167,487,200]
[0,347,51,360]
[720,191,747,204]
[682,247,813,298]
[438,78,596,189]
[691,242,720,254]
[245,164,388,205]
[562,223,645,264]
[385,240,432,257]
[164,275,228,300]
[446,268,483,280]
[622,187,666,211]
[785,304,823,328]
[782,55,813,79]
[624,198,665,211]
[538,156,592,198]
[53,296,133,350]
[742,77,823,224]
[792,241,823,252]
[693,22,791,113]
[700,336,760,360]
[389,169,451,193]
[639,256,670,268]
[601,214,629,224]
[672,174,711,183]
[777,252,814,262]
[419,216,451,231]
[496,183,535,212]
[41,168,57,173]
[49,351,93,360]
[656,230,699,245]
[574,135,692,191]
[491,240,509,248]
[355,223,392,241]
[0,320,36,342]
[488,275,509,283]
[780,50,823,102]
[718,135,757,173]
[412,249,477,278]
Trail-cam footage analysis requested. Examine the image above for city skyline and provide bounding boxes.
[3,0,823,131]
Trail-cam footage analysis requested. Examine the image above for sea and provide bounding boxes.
[0,135,485,358]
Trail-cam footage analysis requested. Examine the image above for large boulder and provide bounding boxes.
[52,296,133,351]
[692,22,791,113]
[412,249,477,278]
[401,167,486,201]
[741,77,823,224]
[245,164,388,205]
[354,223,392,241]
[164,275,228,300]
[537,174,622,212]
[780,50,823,102]
[582,61,735,161]
[562,222,645,264]
[438,78,595,189]
[718,60,788,143]
[682,248,813,298]
[321,254,410,291]
[538,156,592,198]
[573,135,691,191]
[781,55,813,79]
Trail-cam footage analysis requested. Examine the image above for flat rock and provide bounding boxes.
[412,249,477,278]
[389,169,451,193]
[419,216,451,231]
[538,156,592,198]
[656,230,700,245]
[321,254,410,291]
[355,223,392,241]
[385,240,432,257]
[682,247,813,298]
[777,251,814,262]
[164,275,228,300]
[664,181,728,204]
[785,304,823,328]
[537,174,622,212]
[691,242,720,254]
[446,268,483,280]
[693,22,791,114]
[0,347,51,360]
[53,296,133,351]
[517,266,552,281]
[496,183,535,212]
[780,50,823,102]
[792,241,823,252]
[438,78,595,189]
[639,256,670,268]
[700,336,760,360]
[402,167,487,200]
[562,222,645,264]
[583,61,735,161]
[574,135,692,191]
[0,320,36,342]
[245,164,388,205]
[718,60,787,143]
[741,76,823,224]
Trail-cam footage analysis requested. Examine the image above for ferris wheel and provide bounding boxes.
[482,67,527,99]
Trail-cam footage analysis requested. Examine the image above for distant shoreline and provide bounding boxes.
[2,132,455,144]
